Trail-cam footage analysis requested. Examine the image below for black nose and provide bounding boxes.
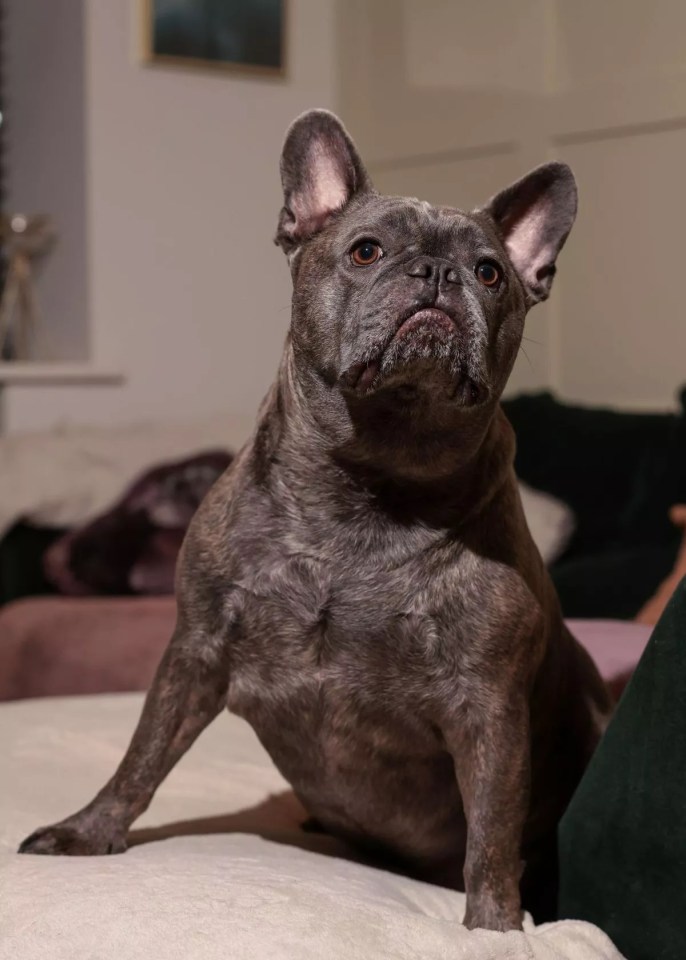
[406,256,460,286]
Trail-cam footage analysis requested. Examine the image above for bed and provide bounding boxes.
[1,692,625,960]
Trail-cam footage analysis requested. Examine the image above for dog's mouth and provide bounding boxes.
[340,307,489,406]
[393,307,455,341]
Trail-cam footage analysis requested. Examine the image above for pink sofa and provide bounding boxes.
[0,595,653,702]
[0,596,174,700]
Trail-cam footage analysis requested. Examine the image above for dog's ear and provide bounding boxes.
[275,110,373,256]
[480,162,577,305]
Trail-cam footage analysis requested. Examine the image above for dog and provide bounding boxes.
[19,110,611,932]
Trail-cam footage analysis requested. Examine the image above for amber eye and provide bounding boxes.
[351,241,382,267]
[476,261,501,287]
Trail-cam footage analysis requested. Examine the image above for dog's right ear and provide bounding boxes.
[275,110,373,256]
[479,163,577,306]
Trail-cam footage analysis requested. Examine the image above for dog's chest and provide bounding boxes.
[226,543,475,741]
[223,544,478,854]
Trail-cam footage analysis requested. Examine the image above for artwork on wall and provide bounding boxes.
[141,0,285,77]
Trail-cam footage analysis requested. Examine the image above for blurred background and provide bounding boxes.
[3,0,686,429]
[1,0,685,700]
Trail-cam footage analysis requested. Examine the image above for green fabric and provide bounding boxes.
[558,577,686,959]
[502,388,686,555]
[552,544,677,621]
[502,388,686,618]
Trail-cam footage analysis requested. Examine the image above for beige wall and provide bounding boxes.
[340,0,686,410]
[6,0,685,432]
[5,0,337,433]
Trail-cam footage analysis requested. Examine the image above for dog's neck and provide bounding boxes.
[263,343,516,527]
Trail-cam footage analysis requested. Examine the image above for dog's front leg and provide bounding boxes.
[19,628,228,856]
[446,695,530,931]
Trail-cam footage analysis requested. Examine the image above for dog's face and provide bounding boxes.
[275,111,576,471]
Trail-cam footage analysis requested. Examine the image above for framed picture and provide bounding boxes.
[141,0,286,77]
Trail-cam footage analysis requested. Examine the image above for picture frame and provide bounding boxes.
[140,0,286,78]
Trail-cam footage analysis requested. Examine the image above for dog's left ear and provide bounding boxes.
[276,109,373,256]
[480,162,577,305]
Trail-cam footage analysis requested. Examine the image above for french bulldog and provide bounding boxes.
[19,110,611,933]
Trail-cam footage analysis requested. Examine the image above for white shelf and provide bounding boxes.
[0,363,125,386]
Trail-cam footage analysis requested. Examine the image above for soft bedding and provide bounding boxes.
[0,693,624,959]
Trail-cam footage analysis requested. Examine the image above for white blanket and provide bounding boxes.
[0,694,623,959]
[0,415,251,537]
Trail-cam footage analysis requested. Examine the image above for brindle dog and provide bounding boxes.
[19,111,610,932]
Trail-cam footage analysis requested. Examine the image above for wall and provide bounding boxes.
[7,0,685,433]
[340,0,686,410]
[4,0,337,434]
[4,0,89,362]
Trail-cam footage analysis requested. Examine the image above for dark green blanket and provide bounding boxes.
[559,577,686,959]
[503,389,686,619]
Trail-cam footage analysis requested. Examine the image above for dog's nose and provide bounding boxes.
[406,257,460,286]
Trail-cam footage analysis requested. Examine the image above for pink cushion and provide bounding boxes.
[0,597,653,702]
[566,619,652,681]
[0,596,175,700]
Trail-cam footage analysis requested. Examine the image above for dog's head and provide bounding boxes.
[275,110,576,476]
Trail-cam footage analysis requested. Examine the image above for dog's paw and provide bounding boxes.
[463,911,523,933]
[463,894,523,932]
[18,822,127,857]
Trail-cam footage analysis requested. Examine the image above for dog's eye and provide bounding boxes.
[351,241,382,267]
[475,261,501,287]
